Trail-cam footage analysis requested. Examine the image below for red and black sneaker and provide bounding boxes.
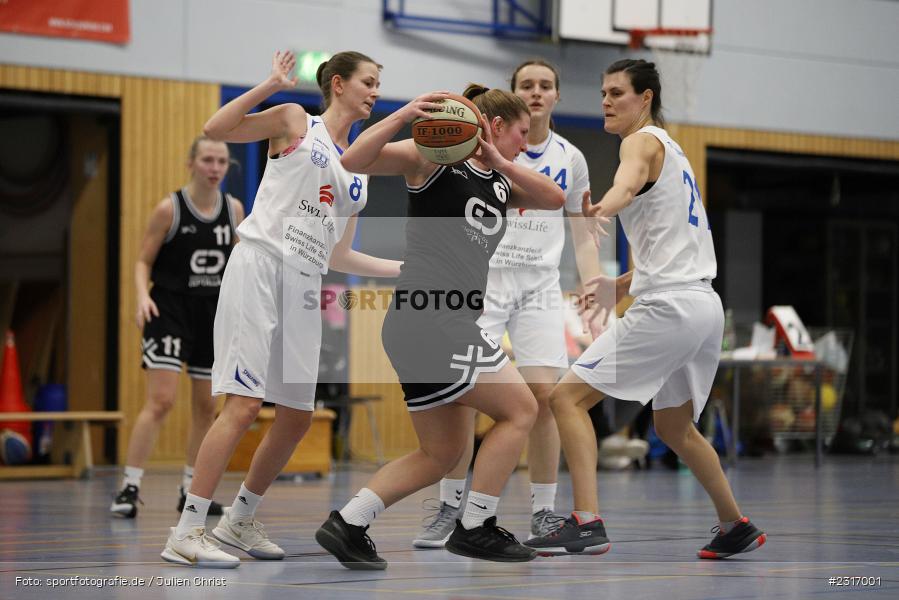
[698,517,766,559]
[524,512,611,557]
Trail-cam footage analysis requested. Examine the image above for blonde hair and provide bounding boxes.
[187,135,238,172]
[187,135,228,161]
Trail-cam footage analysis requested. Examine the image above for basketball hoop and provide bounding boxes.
[627,28,712,124]
[627,27,712,51]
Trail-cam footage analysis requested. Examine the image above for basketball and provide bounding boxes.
[0,429,32,465]
[412,94,482,165]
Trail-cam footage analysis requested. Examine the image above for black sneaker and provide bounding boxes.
[698,517,766,559]
[178,488,224,516]
[445,517,537,562]
[524,512,611,556]
[315,510,387,570]
[109,484,143,518]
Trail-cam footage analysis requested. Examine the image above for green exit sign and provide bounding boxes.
[294,50,332,85]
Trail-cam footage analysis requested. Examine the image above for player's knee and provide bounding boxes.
[225,398,263,429]
[146,391,176,420]
[548,385,574,415]
[513,394,539,430]
[654,419,690,449]
[422,443,463,475]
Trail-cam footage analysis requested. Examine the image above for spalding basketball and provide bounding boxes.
[412,94,482,165]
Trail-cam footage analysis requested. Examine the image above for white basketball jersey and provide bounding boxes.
[236,113,367,273]
[619,126,716,296]
[489,131,589,269]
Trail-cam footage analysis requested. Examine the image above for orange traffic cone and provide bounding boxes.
[0,331,32,441]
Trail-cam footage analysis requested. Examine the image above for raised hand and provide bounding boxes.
[397,91,451,123]
[270,50,299,90]
[581,190,612,248]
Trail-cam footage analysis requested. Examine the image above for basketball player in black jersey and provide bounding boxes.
[314,86,564,568]
[110,136,244,518]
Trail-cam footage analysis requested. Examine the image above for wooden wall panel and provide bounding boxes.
[1,65,218,466]
[68,116,109,463]
[118,77,219,465]
[347,287,418,461]
[0,64,121,97]
[668,124,899,211]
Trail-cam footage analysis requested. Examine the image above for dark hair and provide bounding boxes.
[604,59,664,127]
[510,59,560,92]
[315,51,382,109]
[462,84,529,125]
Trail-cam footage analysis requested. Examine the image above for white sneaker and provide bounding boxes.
[161,527,240,568]
[212,508,285,560]
[599,435,649,460]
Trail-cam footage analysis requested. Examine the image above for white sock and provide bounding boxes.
[460,491,499,530]
[573,510,602,524]
[180,465,194,493]
[339,488,385,527]
[530,482,557,514]
[440,478,467,509]
[231,483,263,519]
[122,466,143,488]
[175,493,211,535]
[719,517,745,534]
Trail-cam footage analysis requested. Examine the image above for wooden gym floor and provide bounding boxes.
[1,455,897,599]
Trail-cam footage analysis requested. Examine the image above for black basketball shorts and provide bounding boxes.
[381,306,509,411]
[141,286,217,379]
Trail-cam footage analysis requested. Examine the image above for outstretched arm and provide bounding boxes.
[580,133,659,248]
[341,92,449,179]
[328,215,402,277]
[584,133,658,219]
[204,51,306,149]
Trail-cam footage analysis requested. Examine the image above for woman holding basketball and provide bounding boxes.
[525,59,766,559]
[314,86,564,568]
[161,50,401,568]
[414,59,605,547]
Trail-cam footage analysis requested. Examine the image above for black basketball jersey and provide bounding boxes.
[151,188,236,296]
[397,161,510,310]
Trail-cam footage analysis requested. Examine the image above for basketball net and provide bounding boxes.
[630,30,710,124]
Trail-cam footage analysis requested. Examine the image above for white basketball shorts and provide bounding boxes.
[571,284,724,422]
[477,267,568,369]
[211,243,320,411]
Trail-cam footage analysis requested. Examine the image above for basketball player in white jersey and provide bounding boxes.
[110,137,243,520]
[414,60,604,547]
[161,51,401,568]
[526,59,766,559]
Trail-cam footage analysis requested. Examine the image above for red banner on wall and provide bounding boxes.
[0,0,130,45]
